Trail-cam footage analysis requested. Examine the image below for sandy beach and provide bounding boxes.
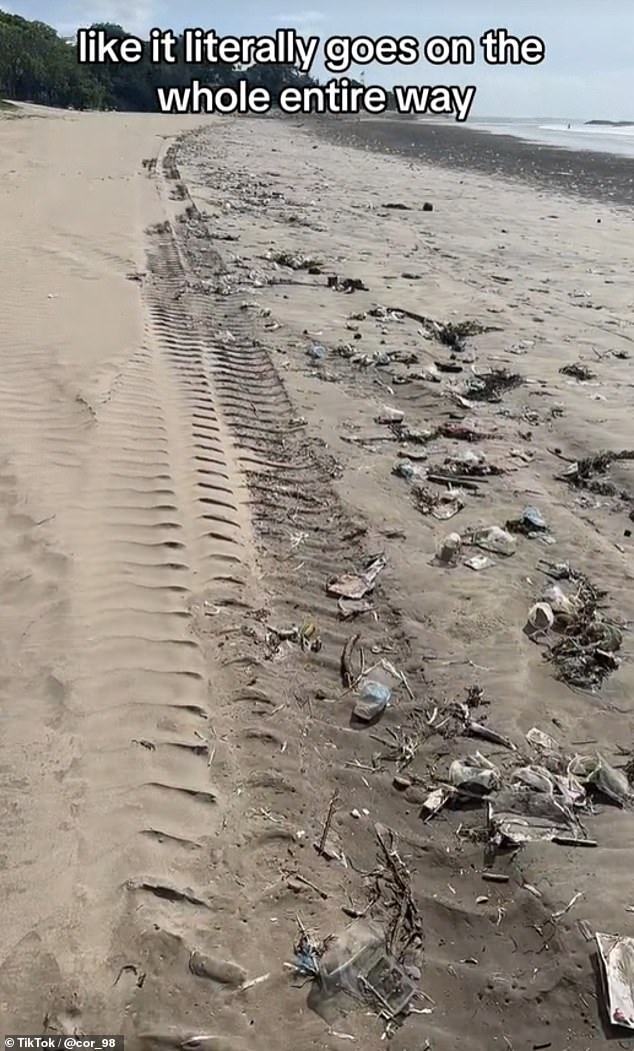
[1,105,633,1049]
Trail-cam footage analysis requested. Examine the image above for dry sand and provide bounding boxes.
[1,106,633,1049]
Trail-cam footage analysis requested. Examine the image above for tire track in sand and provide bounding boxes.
[24,146,258,1039]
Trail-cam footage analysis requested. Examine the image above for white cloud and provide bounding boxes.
[62,0,155,34]
[272,10,326,23]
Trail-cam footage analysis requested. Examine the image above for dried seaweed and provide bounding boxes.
[374,824,423,960]
[430,454,504,478]
[558,449,634,494]
[436,320,487,351]
[272,250,322,271]
[464,368,523,402]
[544,570,624,690]
[560,362,596,381]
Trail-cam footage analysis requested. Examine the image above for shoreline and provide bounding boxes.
[309,115,634,208]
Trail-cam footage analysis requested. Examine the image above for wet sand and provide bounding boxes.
[313,115,634,208]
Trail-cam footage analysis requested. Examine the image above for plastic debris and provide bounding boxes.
[327,554,387,600]
[307,342,328,360]
[266,621,322,655]
[375,406,404,424]
[527,602,555,631]
[487,787,582,846]
[315,919,416,1022]
[507,506,549,537]
[353,681,391,722]
[421,785,454,819]
[511,764,586,808]
[449,755,501,794]
[570,753,633,807]
[464,555,494,571]
[469,525,517,556]
[293,924,329,977]
[596,933,634,1029]
[393,458,425,481]
[540,583,577,616]
[413,487,464,520]
[442,448,503,478]
[337,596,375,620]
[437,532,462,565]
[526,727,561,754]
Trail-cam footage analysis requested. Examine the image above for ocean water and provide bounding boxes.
[465,117,634,158]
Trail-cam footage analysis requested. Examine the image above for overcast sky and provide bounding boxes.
[8,0,634,119]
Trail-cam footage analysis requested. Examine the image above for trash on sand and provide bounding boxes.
[292,920,331,977]
[389,419,436,445]
[266,621,322,655]
[539,567,624,689]
[506,506,549,537]
[538,558,573,581]
[526,726,561,755]
[487,787,582,846]
[328,554,387,600]
[413,486,464,520]
[432,319,487,351]
[354,681,392,722]
[464,368,523,402]
[511,764,586,808]
[307,343,328,360]
[435,360,463,374]
[427,472,481,492]
[557,449,634,495]
[560,362,596,381]
[421,785,454,819]
[464,555,495,571]
[328,275,369,293]
[468,525,517,556]
[337,596,375,620]
[449,754,501,794]
[438,422,494,442]
[271,250,322,271]
[541,583,579,617]
[311,919,417,1023]
[440,449,504,478]
[375,406,404,424]
[437,532,462,565]
[596,932,634,1030]
[527,602,555,632]
[508,340,534,355]
[393,458,426,481]
[570,753,633,807]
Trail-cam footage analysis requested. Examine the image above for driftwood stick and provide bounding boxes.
[318,791,339,855]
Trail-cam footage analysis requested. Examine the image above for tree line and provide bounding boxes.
[0,11,320,111]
